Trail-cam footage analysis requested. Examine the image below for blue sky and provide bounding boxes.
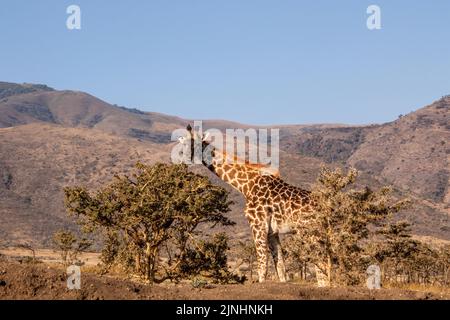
[1,1,449,125]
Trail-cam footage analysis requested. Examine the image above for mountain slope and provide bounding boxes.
[0,82,54,100]
[348,98,450,204]
[0,83,249,143]
[0,123,170,245]
[281,97,450,205]
[0,82,448,245]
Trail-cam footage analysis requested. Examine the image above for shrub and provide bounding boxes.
[53,230,92,266]
[286,167,409,286]
[64,162,237,283]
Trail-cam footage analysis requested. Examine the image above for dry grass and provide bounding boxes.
[384,282,450,297]
[0,247,101,266]
[0,84,448,248]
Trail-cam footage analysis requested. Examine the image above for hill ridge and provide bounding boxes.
[0,81,448,245]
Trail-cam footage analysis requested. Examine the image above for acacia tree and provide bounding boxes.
[372,221,419,283]
[439,245,450,286]
[64,162,234,282]
[284,236,310,281]
[291,167,408,286]
[234,240,257,280]
[371,221,450,286]
[53,230,92,266]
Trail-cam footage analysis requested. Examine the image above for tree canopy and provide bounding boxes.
[64,162,236,282]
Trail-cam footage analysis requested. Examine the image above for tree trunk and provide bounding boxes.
[327,254,332,285]
[135,254,141,274]
[145,243,154,282]
[249,255,253,281]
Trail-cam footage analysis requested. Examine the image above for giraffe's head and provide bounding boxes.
[178,124,215,165]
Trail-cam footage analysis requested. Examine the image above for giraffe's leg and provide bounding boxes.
[251,225,269,283]
[268,232,287,282]
[245,202,270,283]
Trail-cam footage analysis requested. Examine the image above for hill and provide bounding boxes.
[0,82,448,246]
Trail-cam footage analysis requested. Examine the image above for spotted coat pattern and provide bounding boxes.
[209,157,316,283]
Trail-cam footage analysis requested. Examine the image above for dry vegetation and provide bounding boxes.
[63,162,240,284]
[2,258,449,300]
[44,164,450,296]
[0,82,449,299]
[1,83,448,247]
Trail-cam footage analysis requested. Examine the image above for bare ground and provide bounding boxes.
[0,259,449,300]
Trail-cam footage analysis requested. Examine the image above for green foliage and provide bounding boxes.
[235,240,257,280]
[370,221,450,286]
[178,233,244,283]
[64,162,236,283]
[288,167,409,286]
[284,237,310,281]
[52,230,92,266]
[374,221,418,263]
[284,167,450,287]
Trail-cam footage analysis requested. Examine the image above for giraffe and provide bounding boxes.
[180,125,316,283]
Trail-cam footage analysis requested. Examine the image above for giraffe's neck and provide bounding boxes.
[204,151,278,197]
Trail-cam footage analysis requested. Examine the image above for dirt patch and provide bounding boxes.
[0,259,448,300]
